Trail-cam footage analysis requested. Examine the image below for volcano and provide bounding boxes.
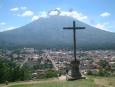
[0,16,115,50]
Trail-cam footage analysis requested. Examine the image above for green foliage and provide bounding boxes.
[46,70,58,78]
[98,60,109,68]
[97,60,112,77]
[0,58,31,83]
[87,70,93,75]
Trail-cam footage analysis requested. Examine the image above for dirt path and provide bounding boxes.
[94,78,114,87]
[0,76,66,87]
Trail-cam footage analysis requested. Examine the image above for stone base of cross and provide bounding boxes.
[70,60,81,79]
[66,60,82,80]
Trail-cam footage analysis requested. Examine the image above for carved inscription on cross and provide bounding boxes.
[63,21,85,61]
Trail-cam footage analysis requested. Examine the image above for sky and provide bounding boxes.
[0,0,115,32]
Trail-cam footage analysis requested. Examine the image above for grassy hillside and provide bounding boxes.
[6,76,115,87]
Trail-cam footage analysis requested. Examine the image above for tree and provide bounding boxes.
[0,57,31,83]
[98,60,109,68]
[98,60,111,77]
[46,69,58,78]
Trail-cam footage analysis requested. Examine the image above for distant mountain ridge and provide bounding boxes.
[0,16,115,50]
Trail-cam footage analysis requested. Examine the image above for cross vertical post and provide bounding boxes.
[73,21,77,61]
[63,21,85,61]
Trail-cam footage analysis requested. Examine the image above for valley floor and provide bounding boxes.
[1,76,115,87]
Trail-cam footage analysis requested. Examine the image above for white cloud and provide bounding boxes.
[32,11,49,21]
[47,9,88,21]
[48,10,59,15]
[7,27,16,30]
[31,11,48,21]
[10,7,87,22]
[39,11,48,18]
[94,23,112,32]
[0,26,19,32]
[21,10,34,17]
[20,6,27,10]
[32,16,40,21]
[10,7,34,17]
[56,8,61,10]
[95,24,105,29]
[60,10,88,21]
[10,7,19,11]
[0,22,6,25]
[10,6,27,12]
[32,8,88,22]
[48,8,61,16]
[100,12,111,17]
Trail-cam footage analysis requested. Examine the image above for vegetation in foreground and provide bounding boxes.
[0,58,31,83]
[7,76,115,87]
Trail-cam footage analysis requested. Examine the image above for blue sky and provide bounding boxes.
[0,0,115,32]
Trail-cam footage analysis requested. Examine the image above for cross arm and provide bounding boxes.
[63,27,85,29]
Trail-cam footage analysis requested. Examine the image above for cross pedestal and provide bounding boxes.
[70,60,81,79]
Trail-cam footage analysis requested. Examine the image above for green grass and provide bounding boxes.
[9,81,101,87]
[7,76,115,87]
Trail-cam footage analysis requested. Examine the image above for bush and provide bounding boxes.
[87,70,93,75]
[0,58,31,83]
[46,70,58,78]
